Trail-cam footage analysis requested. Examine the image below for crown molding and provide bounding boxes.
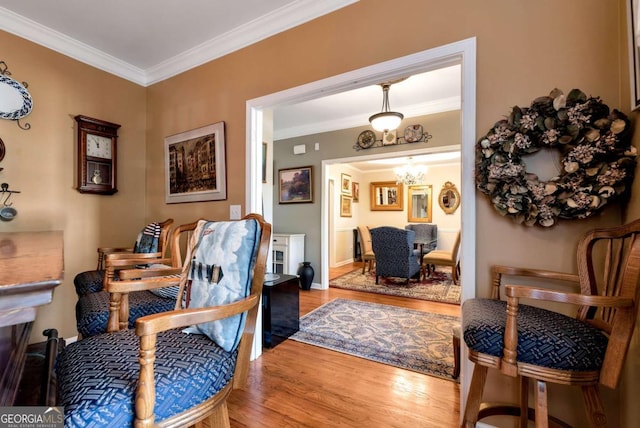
[0,6,147,85]
[274,96,460,140]
[0,0,358,87]
[146,0,359,85]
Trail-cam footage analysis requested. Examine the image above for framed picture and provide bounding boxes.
[629,0,640,110]
[352,182,360,203]
[164,121,226,204]
[279,166,313,203]
[370,181,404,211]
[382,129,397,145]
[262,142,267,183]
[407,184,433,223]
[340,195,352,217]
[341,173,352,195]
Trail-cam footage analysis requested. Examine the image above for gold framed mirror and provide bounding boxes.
[407,184,432,223]
[438,181,460,214]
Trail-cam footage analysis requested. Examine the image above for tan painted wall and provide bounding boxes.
[3,0,638,425]
[144,1,635,425]
[0,30,148,342]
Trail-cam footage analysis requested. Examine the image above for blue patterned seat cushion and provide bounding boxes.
[74,270,105,296]
[56,328,237,427]
[76,290,175,338]
[462,298,608,371]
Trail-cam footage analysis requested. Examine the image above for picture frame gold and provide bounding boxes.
[278,166,313,203]
[370,181,403,211]
[438,181,461,214]
[407,184,433,223]
[340,195,352,217]
[352,182,360,202]
[341,173,352,195]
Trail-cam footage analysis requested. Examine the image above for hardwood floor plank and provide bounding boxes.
[227,263,461,427]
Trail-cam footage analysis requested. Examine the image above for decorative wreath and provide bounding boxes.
[476,89,637,227]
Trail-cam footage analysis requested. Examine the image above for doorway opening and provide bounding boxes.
[246,37,477,406]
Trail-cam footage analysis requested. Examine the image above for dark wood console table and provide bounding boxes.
[0,231,64,405]
[262,274,299,348]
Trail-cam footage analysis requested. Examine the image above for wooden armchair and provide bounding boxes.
[74,219,184,338]
[56,214,271,427]
[73,219,174,297]
[462,219,640,427]
[357,225,375,274]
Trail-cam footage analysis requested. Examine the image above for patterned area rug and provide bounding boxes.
[290,298,460,380]
[330,267,460,304]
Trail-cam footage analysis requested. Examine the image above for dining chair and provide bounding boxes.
[461,219,640,427]
[369,226,421,284]
[357,225,375,274]
[422,229,460,283]
[56,214,271,427]
[73,219,174,297]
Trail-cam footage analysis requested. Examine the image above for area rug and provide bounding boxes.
[330,267,460,304]
[290,298,460,380]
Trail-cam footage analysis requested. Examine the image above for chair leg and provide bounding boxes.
[462,364,488,428]
[581,385,607,428]
[362,261,366,274]
[519,376,529,428]
[201,401,230,428]
[375,275,379,284]
[533,379,549,428]
[452,326,460,379]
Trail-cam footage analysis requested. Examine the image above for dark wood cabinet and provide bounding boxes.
[262,274,299,348]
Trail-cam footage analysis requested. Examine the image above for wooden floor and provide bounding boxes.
[227,262,461,427]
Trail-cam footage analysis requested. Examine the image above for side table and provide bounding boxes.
[262,274,299,348]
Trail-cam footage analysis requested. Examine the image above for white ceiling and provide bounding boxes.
[0,0,461,149]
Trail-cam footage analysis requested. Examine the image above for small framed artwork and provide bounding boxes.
[165,121,226,204]
[382,129,397,145]
[279,166,313,203]
[370,181,404,211]
[261,142,267,183]
[352,182,360,203]
[340,195,352,217]
[341,173,352,195]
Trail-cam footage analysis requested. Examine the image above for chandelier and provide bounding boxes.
[394,158,426,185]
[369,82,404,132]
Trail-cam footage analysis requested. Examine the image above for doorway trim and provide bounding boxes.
[246,36,477,410]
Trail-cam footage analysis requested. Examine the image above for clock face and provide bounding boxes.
[86,134,112,159]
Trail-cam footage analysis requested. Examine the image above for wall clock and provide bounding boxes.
[75,115,121,195]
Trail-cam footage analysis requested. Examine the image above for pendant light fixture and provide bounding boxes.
[369,82,404,132]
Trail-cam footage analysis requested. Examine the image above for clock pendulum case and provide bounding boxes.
[75,115,121,195]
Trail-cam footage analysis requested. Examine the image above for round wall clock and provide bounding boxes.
[75,115,121,195]
[357,130,376,149]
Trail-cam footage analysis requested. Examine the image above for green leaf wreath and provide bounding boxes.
[476,89,637,227]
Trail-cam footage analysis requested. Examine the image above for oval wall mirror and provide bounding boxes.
[438,181,460,214]
[0,74,33,120]
[407,184,433,223]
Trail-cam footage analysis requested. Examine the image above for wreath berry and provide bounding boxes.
[476,89,637,227]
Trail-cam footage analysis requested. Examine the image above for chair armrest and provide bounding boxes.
[505,285,634,308]
[97,247,135,269]
[490,265,580,299]
[135,294,259,336]
[107,274,182,293]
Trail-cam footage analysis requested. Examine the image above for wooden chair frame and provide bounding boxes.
[462,219,640,428]
[104,214,271,427]
[96,218,174,270]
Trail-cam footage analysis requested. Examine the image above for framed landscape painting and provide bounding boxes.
[164,121,226,203]
[279,166,313,203]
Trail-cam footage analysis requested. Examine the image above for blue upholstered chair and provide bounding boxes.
[369,226,421,284]
[74,219,176,338]
[56,214,272,427]
[404,223,438,254]
[462,219,640,427]
[73,219,174,296]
